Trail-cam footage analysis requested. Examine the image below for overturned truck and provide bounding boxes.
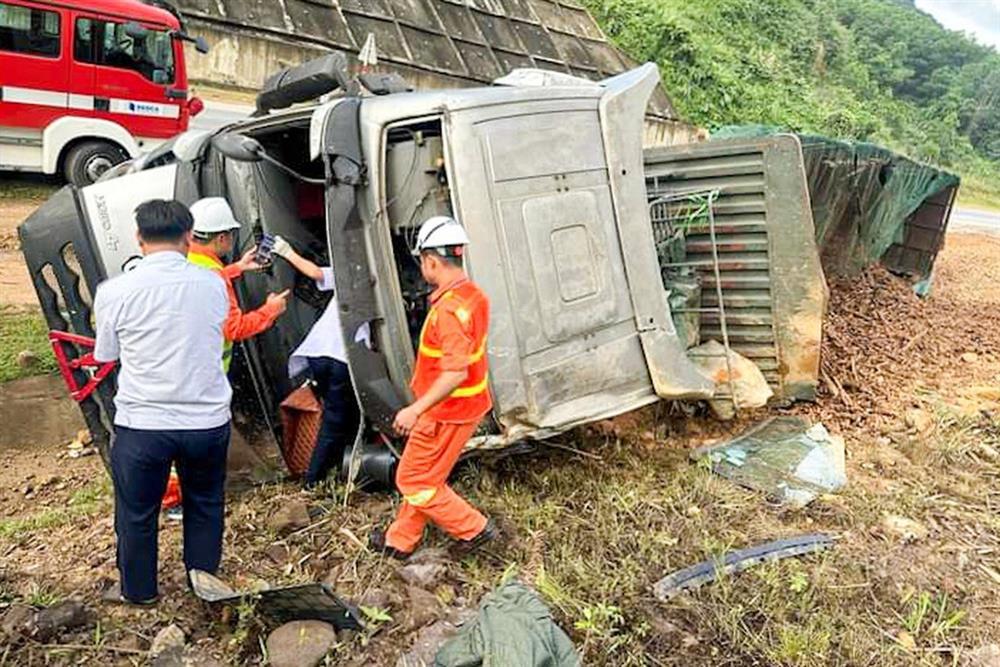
[20,58,828,482]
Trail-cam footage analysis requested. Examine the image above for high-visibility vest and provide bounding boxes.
[187,250,234,371]
[411,279,492,423]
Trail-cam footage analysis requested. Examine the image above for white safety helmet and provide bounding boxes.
[412,215,470,256]
[190,197,242,236]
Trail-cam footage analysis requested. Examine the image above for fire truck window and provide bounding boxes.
[0,2,60,58]
[73,18,174,84]
[74,17,92,62]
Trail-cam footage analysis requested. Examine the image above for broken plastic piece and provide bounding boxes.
[688,340,774,419]
[652,533,834,600]
[692,416,847,506]
[189,569,364,631]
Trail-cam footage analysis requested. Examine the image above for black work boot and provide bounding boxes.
[452,518,501,557]
[368,527,412,561]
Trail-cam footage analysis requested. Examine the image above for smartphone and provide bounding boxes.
[255,233,276,265]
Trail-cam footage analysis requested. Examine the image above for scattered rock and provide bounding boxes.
[397,549,450,589]
[151,649,184,667]
[16,350,39,369]
[265,543,291,566]
[881,515,928,542]
[903,408,934,434]
[150,624,186,658]
[963,644,1000,667]
[39,475,62,488]
[1,603,37,640]
[961,352,979,363]
[404,586,442,630]
[33,600,94,641]
[395,619,464,667]
[358,587,393,611]
[265,620,337,667]
[268,500,311,535]
[119,633,150,652]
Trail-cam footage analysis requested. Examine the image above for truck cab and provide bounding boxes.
[0,0,204,186]
[20,59,720,475]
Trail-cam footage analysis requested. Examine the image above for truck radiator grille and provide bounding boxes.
[644,149,782,391]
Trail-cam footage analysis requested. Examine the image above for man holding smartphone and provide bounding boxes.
[157,198,289,520]
[188,197,289,372]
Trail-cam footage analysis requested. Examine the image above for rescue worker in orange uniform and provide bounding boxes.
[187,197,289,372]
[161,197,289,518]
[369,216,499,559]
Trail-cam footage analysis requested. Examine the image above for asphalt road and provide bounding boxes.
[190,100,255,133]
[950,207,1000,236]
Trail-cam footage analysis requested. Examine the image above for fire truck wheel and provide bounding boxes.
[63,141,129,187]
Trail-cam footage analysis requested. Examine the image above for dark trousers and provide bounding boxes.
[110,423,230,602]
[305,357,360,485]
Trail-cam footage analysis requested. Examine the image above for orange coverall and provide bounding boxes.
[162,243,283,510]
[385,277,492,553]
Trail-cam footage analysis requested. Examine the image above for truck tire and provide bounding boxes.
[63,140,128,187]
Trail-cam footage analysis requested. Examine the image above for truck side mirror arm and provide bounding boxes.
[171,30,210,54]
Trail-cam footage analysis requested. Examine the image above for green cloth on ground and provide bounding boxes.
[434,580,580,667]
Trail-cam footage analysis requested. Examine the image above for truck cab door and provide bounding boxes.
[84,16,182,142]
[67,10,96,113]
[444,64,711,435]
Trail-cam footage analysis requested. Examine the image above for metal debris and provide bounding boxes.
[652,534,834,600]
[189,570,363,631]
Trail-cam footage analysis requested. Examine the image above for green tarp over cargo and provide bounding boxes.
[713,126,960,283]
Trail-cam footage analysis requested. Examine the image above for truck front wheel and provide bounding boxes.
[63,141,129,187]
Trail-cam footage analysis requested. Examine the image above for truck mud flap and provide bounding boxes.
[18,186,116,462]
[644,135,827,402]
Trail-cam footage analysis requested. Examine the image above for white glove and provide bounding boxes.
[272,235,294,259]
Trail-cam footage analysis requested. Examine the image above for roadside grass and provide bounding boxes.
[446,405,998,665]
[0,174,60,202]
[3,397,996,665]
[957,176,1000,213]
[0,306,57,382]
[0,479,111,540]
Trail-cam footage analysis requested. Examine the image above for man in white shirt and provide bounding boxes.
[93,199,231,605]
[272,236,362,488]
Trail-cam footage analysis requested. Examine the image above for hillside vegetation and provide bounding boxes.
[584,0,1000,209]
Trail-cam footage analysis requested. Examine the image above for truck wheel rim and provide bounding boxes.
[85,155,114,182]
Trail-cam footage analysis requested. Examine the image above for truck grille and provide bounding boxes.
[645,147,782,392]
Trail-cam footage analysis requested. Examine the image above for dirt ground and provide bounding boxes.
[0,176,57,307]
[1,226,999,665]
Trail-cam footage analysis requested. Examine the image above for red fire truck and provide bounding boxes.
[0,0,205,186]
